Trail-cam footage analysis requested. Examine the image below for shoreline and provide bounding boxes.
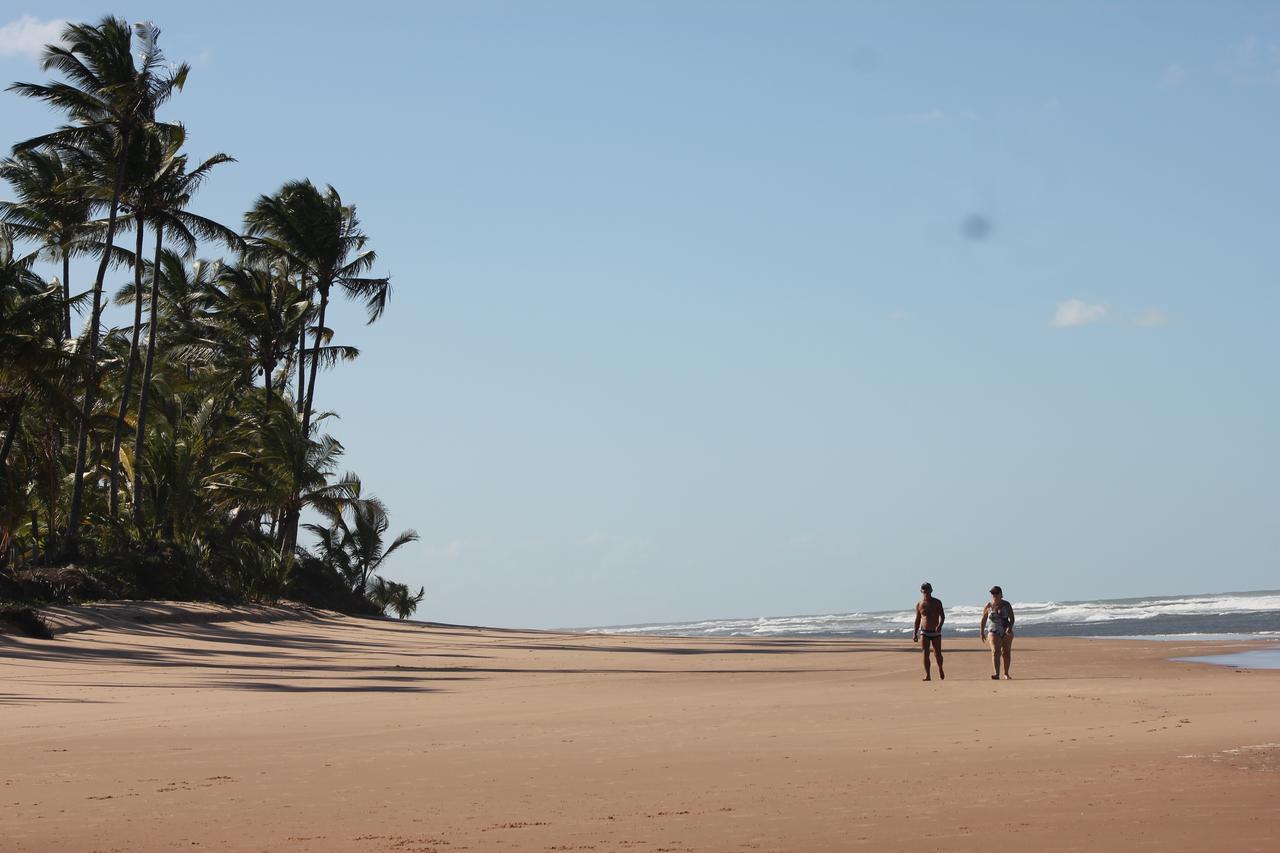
[1175,647,1280,670]
[11,599,1280,644]
[3,603,1278,851]
[9,600,1280,668]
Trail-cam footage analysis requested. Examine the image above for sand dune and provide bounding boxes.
[1,604,1277,851]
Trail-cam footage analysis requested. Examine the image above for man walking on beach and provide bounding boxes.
[913,582,945,681]
[981,585,1015,680]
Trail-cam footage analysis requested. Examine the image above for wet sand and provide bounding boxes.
[2,603,1277,851]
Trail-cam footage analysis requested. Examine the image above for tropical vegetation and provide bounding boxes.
[0,17,421,620]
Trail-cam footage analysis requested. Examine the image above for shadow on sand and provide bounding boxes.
[0,615,1014,699]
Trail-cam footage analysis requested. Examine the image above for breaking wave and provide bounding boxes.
[584,590,1280,639]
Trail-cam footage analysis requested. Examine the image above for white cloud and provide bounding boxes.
[0,15,65,60]
[1134,308,1170,328]
[1161,64,1188,88]
[1222,35,1280,84]
[1049,299,1110,328]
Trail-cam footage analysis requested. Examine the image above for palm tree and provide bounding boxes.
[203,394,359,552]
[199,261,312,403]
[390,579,426,620]
[122,249,215,351]
[304,479,418,596]
[388,583,425,620]
[244,180,390,555]
[97,123,238,517]
[273,313,361,411]
[103,129,158,517]
[367,576,426,620]
[2,15,418,607]
[9,17,189,556]
[169,259,355,547]
[0,147,96,339]
[0,229,70,471]
[125,131,237,525]
[0,229,74,564]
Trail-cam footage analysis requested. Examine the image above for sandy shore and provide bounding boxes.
[2,604,1277,852]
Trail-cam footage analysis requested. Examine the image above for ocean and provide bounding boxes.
[585,589,1280,641]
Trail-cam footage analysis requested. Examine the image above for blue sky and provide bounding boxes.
[2,2,1277,627]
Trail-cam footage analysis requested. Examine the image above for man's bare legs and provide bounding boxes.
[922,636,944,681]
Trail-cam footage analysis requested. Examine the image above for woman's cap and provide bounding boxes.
[920,582,933,592]
[989,585,1003,595]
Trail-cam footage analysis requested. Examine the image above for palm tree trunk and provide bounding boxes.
[61,251,72,341]
[263,358,273,398]
[65,132,130,557]
[282,334,295,401]
[295,269,311,414]
[301,283,329,439]
[55,250,71,541]
[131,221,165,530]
[109,215,146,516]
[278,504,300,559]
[46,421,57,542]
[280,282,329,560]
[296,323,306,414]
[261,356,276,539]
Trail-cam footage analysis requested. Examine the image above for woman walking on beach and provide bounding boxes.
[981,586,1015,680]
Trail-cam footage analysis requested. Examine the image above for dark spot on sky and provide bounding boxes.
[961,214,993,241]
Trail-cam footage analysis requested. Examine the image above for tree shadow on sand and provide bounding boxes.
[1,616,1041,702]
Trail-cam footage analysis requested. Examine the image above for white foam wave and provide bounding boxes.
[585,591,1280,637]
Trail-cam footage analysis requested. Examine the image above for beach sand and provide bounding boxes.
[1,604,1277,852]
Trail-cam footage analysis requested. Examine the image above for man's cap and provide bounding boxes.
[920,582,933,592]
[989,585,1003,595]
